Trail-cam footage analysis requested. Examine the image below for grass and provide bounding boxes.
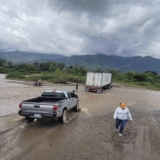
[113,80,160,91]
[6,72,86,84]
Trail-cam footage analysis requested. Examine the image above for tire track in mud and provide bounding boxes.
[133,125,151,160]
[143,127,151,160]
[148,113,160,159]
[10,112,78,160]
[11,126,62,160]
[135,125,145,160]
[0,110,79,159]
[0,122,26,144]
[123,112,160,160]
[0,121,27,160]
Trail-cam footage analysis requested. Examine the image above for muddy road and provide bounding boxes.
[0,74,160,160]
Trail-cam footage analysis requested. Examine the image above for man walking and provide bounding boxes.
[114,103,132,136]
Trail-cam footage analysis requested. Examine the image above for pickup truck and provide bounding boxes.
[18,90,79,123]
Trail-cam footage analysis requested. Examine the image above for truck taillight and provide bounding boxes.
[19,103,22,109]
[53,105,58,111]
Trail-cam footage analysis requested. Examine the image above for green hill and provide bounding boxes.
[1,51,160,73]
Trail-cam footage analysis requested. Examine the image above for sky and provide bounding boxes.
[0,0,160,58]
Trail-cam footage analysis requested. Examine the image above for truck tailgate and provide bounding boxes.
[22,102,54,114]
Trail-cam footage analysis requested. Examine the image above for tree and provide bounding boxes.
[57,63,65,71]
[39,63,49,71]
[144,71,158,75]
[79,66,87,76]
[133,73,147,82]
[64,67,76,75]
[145,72,156,85]
[95,68,104,73]
[48,62,57,72]
[25,64,36,72]
[33,61,41,71]
[107,69,123,80]
[124,71,136,82]
[54,68,63,75]
[73,64,79,75]
[0,59,6,66]
[7,61,13,68]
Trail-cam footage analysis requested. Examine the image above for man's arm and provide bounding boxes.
[127,109,132,120]
[114,108,118,119]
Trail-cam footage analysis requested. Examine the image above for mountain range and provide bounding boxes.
[0,50,66,63]
[0,51,160,73]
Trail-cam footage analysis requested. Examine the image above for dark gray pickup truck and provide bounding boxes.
[18,90,79,123]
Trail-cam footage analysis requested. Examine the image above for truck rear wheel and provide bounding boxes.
[58,109,67,123]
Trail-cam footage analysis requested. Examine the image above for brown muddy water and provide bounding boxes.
[0,74,160,160]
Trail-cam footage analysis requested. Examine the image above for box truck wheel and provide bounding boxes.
[103,85,107,90]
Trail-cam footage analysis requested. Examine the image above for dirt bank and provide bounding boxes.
[0,74,160,160]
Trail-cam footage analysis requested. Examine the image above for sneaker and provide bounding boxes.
[118,133,122,136]
[116,128,118,132]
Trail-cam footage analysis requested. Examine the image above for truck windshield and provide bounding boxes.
[41,92,65,98]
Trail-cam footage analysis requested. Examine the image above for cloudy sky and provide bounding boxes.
[0,0,160,58]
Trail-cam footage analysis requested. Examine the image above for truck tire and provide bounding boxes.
[58,109,67,123]
[103,85,107,90]
[75,102,79,112]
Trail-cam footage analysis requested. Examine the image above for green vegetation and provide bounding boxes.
[108,69,160,90]
[0,59,86,84]
[0,58,160,90]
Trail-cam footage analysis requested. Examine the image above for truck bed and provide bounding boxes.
[22,97,67,103]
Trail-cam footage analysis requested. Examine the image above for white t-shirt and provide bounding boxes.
[114,107,132,120]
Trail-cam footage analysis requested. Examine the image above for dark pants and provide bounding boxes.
[116,118,127,134]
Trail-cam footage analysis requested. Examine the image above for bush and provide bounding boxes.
[25,75,40,81]
[6,72,25,79]
[0,67,7,73]
[64,74,85,83]
[23,73,86,84]
[51,77,67,84]
[137,82,150,87]
[153,83,160,89]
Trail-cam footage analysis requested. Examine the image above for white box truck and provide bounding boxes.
[85,72,112,93]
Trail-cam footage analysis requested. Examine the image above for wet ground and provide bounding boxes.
[0,74,160,160]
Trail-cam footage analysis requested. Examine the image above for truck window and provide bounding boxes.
[42,92,65,98]
[67,92,71,98]
[70,92,75,98]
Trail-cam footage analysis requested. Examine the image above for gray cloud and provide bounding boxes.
[0,0,160,58]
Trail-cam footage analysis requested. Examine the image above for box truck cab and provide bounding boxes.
[85,72,112,93]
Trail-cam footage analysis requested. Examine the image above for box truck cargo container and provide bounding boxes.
[85,72,112,93]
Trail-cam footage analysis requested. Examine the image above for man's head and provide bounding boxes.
[120,103,126,109]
